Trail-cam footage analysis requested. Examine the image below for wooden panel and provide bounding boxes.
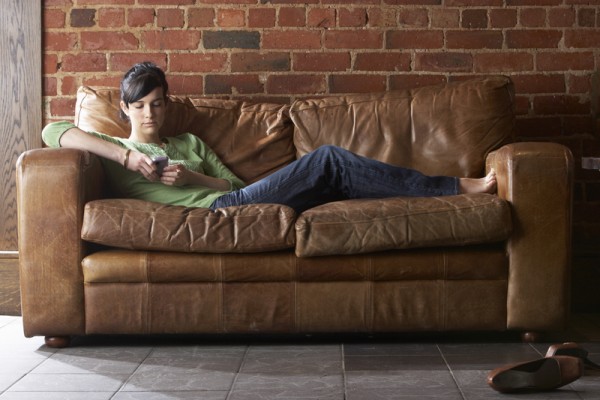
[0,257,20,316]
[0,0,42,251]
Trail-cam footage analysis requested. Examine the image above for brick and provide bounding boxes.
[44,9,66,29]
[549,7,576,27]
[249,8,276,28]
[565,29,600,48]
[414,52,472,72]
[515,117,564,137]
[387,30,443,49]
[398,8,429,27]
[568,74,593,94]
[513,95,530,116]
[431,9,460,28]
[367,8,397,28]
[81,32,138,51]
[98,8,125,28]
[232,52,290,72]
[45,32,78,52]
[354,52,410,71]
[44,77,57,97]
[127,8,155,27]
[324,30,383,49]
[384,0,440,4]
[61,76,79,95]
[534,95,590,115]
[204,31,259,49]
[339,8,366,27]
[143,30,201,50]
[564,116,594,135]
[217,9,245,28]
[510,74,565,94]
[329,74,386,93]
[205,75,263,94]
[323,0,375,4]
[60,53,107,72]
[50,97,78,117]
[44,54,59,74]
[307,8,336,28]
[157,8,185,28]
[83,76,122,88]
[520,8,546,27]
[263,31,321,49]
[109,53,167,72]
[507,0,560,4]
[71,8,96,27]
[446,0,502,5]
[489,9,517,28]
[473,52,533,72]
[462,9,488,29]
[171,53,228,72]
[266,75,326,94]
[293,52,350,71]
[188,8,215,27]
[578,8,596,27]
[446,31,503,49]
[279,7,306,27]
[138,0,194,4]
[77,0,134,4]
[537,51,594,71]
[390,74,446,90]
[165,75,203,96]
[506,29,562,48]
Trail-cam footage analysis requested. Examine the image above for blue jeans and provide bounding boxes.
[210,145,458,213]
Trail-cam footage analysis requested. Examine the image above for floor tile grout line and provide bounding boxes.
[436,343,468,400]
[108,343,155,399]
[224,344,250,400]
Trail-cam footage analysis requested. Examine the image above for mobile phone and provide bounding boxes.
[152,156,168,176]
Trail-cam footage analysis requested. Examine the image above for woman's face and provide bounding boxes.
[121,87,167,139]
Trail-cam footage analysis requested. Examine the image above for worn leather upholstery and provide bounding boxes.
[290,76,514,177]
[295,194,512,257]
[17,76,573,340]
[82,199,296,253]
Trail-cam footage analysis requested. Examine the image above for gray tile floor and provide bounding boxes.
[2,315,600,399]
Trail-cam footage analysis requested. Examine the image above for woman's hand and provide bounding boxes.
[125,151,160,181]
[160,164,190,186]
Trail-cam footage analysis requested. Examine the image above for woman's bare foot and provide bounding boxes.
[459,169,497,194]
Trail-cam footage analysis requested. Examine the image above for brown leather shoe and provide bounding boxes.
[546,342,600,370]
[487,356,583,393]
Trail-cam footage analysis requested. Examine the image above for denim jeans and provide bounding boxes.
[211,145,459,214]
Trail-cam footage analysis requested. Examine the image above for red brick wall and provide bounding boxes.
[43,0,600,308]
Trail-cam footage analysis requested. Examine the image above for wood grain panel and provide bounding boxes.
[0,0,42,251]
[0,257,20,315]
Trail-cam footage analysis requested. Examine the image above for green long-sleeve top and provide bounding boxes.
[42,121,246,208]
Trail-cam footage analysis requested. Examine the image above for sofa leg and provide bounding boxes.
[521,331,541,343]
[44,336,71,348]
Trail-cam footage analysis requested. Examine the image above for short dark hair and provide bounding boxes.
[119,62,169,121]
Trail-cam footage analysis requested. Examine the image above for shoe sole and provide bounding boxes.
[492,358,561,392]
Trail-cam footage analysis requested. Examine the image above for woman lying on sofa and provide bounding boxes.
[42,62,497,214]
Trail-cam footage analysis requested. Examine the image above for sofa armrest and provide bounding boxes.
[486,142,573,331]
[17,148,105,337]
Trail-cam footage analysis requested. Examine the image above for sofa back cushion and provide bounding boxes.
[75,86,295,183]
[289,76,514,178]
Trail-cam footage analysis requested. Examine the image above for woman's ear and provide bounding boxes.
[119,100,129,117]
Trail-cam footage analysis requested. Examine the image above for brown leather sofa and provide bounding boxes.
[17,76,573,347]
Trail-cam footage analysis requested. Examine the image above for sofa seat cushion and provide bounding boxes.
[81,199,296,253]
[295,193,511,257]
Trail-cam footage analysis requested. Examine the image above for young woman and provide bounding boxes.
[42,62,496,214]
